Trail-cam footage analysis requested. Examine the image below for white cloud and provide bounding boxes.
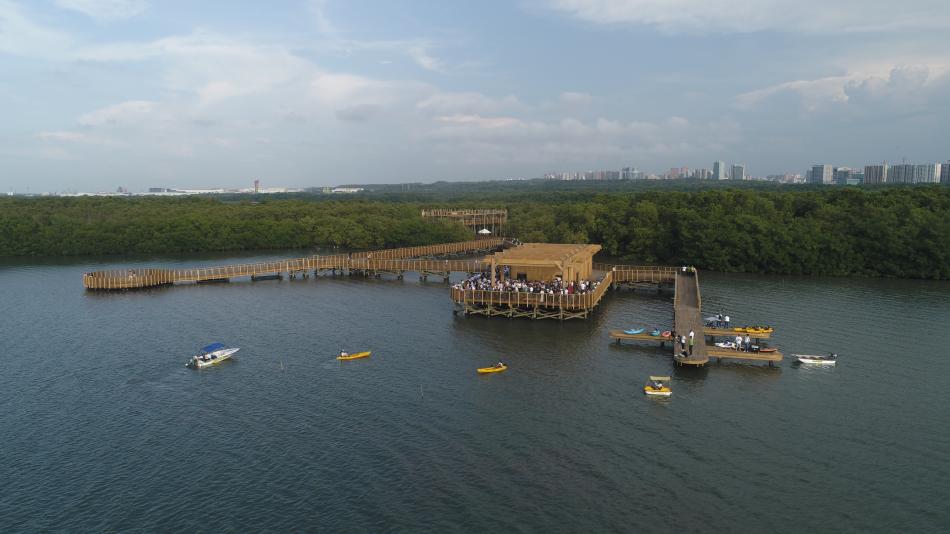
[735,63,950,112]
[56,0,148,21]
[736,75,853,111]
[78,100,157,126]
[0,1,72,57]
[545,0,950,34]
[35,130,115,145]
[407,44,442,71]
[416,92,521,114]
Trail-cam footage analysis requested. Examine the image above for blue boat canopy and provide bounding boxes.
[201,342,226,353]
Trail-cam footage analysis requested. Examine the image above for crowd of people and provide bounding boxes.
[453,272,600,295]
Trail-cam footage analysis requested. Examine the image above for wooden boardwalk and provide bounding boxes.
[672,270,709,366]
[610,270,783,366]
[83,238,506,289]
[706,347,783,363]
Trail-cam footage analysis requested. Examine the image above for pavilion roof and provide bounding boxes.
[487,243,601,266]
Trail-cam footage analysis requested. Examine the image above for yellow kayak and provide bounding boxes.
[477,364,507,374]
[337,351,371,361]
[733,327,773,334]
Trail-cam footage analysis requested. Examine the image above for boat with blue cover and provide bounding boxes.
[624,328,645,335]
[188,342,240,369]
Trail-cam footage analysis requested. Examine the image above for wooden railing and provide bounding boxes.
[594,263,677,283]
[350,238,505,259]
[451,270,617,311]
[83,240,507,290]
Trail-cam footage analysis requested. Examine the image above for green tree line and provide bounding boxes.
[1,186,948,279]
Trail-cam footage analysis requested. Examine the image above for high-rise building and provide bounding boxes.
[941,162,950,184]
[691,168,710,180]
[730,164,746,181]
[833,167,854,185]
[712,161,727,180]
[864,164,888,184]
[810,164,833,184]
[913,163,941,183]
[889,164,915,184]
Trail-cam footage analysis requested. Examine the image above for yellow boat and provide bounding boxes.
[337,351,371,361]
[733,326,774,334]
[644,375,672,397]
[477,363,507,374]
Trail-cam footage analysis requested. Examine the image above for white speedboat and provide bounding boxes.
[794,353,837,365]
[715,341,736,349]
[188,342,240,368]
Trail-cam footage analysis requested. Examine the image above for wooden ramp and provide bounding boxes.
[673,270,709,366]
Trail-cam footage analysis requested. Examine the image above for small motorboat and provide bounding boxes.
[650,329,661,337]
[795,353,837,365]
[754,346,778,353]
[477,363,508,374]
[337,351,372,361]
[188,342,239,369]
[644,375,671,397]
[715,341,736,349]
[624,328,645,335]
[661,330,672,338]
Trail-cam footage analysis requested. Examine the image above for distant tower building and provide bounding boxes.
[730,164,746,181]
[713,161,727,180]
[942,161,950,184]
[254,179,260,193]
[833,167,853,185]
[913,163,941,183]
[810,164,833,184]
[864,164,888,184]
[889,164,915,184]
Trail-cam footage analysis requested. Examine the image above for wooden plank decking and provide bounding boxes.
[706,347,783,363]
[83,239,506,290]
[672,269,709,366]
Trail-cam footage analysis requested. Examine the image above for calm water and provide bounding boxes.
[1,252,948,532]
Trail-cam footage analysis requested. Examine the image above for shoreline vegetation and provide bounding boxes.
[1,185,947,280]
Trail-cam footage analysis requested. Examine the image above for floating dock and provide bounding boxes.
[610,269,782,366]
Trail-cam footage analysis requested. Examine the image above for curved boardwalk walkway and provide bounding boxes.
[83,238,506,290]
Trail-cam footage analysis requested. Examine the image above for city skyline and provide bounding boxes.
[2,0,950,191]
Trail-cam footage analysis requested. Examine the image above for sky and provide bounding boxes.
[1,0,949,192]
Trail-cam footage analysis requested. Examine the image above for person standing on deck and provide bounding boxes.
[724,315,731,328]
[688,330,695,355]
[734,335,742,350]
[744,334,751,352]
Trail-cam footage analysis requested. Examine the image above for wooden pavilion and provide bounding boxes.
[485,243,602,283]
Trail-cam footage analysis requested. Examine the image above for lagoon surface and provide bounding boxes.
[1,251,948,532]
